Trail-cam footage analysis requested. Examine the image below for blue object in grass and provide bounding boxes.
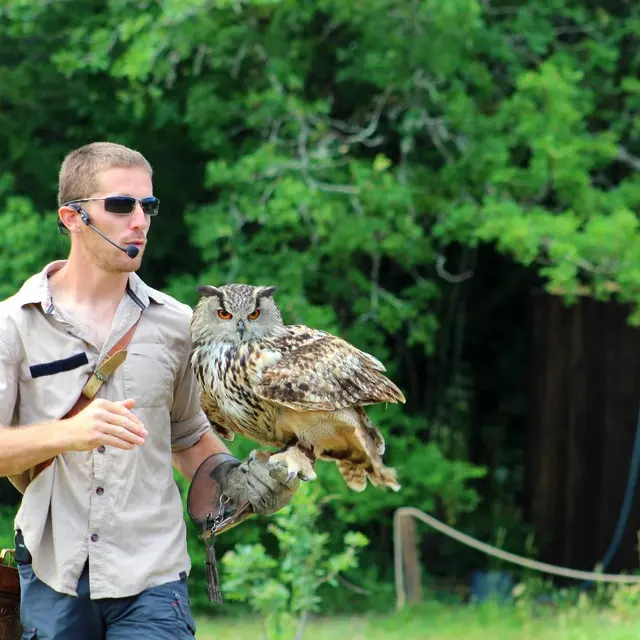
[470,570,514,603]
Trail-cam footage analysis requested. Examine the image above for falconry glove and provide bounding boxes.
[216,454,300,516]
[186,451,300,604]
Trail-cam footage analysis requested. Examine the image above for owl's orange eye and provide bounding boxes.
[247,309,261,320]
[217,310,233,320]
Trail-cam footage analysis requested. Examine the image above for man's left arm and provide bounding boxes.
[172,429,229,482]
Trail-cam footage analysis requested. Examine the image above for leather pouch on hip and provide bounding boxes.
[0,549,21,640]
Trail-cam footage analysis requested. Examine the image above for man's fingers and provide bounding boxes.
[102,423,146,446]
[222,460,298,516]
[245,474,297,515]
[246,461,279,487]
[93,413,146,445]
[96,435,137,451]
[103,416,146,440]
[114,401,146,429]
[247,461,298,493]
[97,398,145,428]
[266,463,291,486]
[99,405,147,436]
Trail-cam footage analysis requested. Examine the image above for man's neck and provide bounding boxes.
[49,255,129,310]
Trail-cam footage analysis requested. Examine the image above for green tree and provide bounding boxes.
[1,0,638,603]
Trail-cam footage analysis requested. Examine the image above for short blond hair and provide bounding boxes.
[58,141,153,206]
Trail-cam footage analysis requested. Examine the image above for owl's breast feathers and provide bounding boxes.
[191,340,280,443]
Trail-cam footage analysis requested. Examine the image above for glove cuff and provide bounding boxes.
[186,453,241,529]
[209,454,242,486]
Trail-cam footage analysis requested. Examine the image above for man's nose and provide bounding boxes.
[130,202,149,230]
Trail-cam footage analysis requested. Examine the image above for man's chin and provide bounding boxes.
[108,255,143,274]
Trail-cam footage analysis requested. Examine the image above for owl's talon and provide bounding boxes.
[248,449,271,465]
[267,447,317,485]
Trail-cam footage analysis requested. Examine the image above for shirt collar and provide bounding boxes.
[126,271,165,308]
[16,260,165,313]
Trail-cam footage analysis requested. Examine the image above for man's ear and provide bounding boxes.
[58,205,83,233]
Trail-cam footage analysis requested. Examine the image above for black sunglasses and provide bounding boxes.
[63,196,160,216]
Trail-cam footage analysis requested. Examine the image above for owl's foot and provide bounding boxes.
[267,447,317,485]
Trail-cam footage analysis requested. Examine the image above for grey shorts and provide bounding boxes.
[18,561,197,640]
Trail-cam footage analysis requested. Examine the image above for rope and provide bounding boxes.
[394,507,640,611]
[580,399,640,589]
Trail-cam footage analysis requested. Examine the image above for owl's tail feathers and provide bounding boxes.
[337,460,401,493]
[337,461,367,492]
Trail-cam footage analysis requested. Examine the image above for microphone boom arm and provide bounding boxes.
[73,206,140,259]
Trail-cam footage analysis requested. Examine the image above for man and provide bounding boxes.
[0,142,297,639]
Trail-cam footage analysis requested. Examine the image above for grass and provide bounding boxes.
[194,600,640,640]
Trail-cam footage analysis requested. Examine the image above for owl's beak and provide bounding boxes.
[236,320,246,339]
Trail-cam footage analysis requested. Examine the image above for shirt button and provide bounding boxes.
[91,533,99,542]
[96,487,104,495]
[97,446,106,453]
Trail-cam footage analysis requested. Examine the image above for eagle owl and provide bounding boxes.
[190,284,405,492]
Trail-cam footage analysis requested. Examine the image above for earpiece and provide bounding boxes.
[69,203,90,225]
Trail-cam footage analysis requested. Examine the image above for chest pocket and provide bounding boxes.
[20,352,94,423]
[121,343,174,408]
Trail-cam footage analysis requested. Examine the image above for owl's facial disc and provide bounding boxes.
[194,283,286,344]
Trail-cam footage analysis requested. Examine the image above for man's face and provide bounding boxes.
[75,166,154,273]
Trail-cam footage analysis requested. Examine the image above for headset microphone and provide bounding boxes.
[74,206,140,259]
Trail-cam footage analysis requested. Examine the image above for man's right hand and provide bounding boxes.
[65,398,148,452]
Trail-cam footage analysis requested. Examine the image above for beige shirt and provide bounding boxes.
[0,261,211,598]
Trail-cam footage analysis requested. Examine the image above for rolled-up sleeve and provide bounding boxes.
[170,338,211,452]
[0,330,18,427]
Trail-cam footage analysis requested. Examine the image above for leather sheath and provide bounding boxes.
[0,550,20,640]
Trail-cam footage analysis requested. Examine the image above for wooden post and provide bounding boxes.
[401,513,423,605]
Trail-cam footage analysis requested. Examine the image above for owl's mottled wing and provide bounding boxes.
[199,390,237,441]
[255,325,405,411]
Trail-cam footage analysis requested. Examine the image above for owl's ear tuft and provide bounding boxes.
[196,285,223,298]
[257,286,277,300]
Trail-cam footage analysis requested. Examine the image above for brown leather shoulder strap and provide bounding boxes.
[80,319,140,402]
[108,319,140,356]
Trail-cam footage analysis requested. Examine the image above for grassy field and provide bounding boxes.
[195,601,640,640]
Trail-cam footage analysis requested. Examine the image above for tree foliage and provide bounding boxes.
[1,0,639,608]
